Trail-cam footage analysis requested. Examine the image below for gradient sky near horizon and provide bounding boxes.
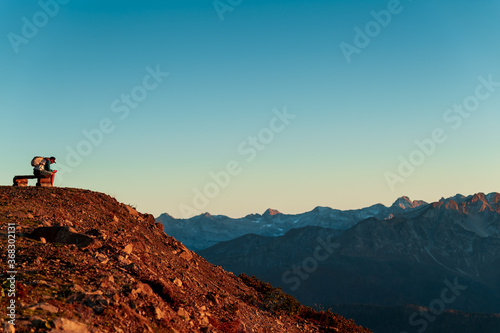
[2,0,500,218]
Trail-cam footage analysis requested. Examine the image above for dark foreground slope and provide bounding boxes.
[0,186,370,333]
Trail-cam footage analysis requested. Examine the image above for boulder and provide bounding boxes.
[29,227,94,248]
[2,323,15,333]
[132,282,153,297]
[177,307,190,320]
[28,302,59,313]
[67,291,109,315]
[178,244,193,261]
[50,318,89,333]
[125,205,139,217]
[145,214,156,224]
[123,244,133,255]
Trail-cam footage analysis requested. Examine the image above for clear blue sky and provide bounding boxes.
[2,0,500,218]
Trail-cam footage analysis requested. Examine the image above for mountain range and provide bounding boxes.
[190,192,500,332]
[156,196,428,251]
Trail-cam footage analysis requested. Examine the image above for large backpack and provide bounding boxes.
[31,156,45,168]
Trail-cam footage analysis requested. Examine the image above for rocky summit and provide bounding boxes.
[0,186,370,333]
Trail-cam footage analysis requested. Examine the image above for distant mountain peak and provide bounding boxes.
[391,196,426,210]
[263,208,281,216]
[486,192,500,204]
[439,194,467,204]
[433,192,500,214]
[471,193,486,201]
[312,206,334,214]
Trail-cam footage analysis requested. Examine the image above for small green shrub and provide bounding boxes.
[238,274,372,333]
[239,274,300,315]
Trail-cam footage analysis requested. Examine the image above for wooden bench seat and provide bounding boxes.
[13,175,52,187]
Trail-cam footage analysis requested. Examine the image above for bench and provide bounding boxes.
[13,175,52,187]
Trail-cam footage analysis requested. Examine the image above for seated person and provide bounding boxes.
[33,156,57,186]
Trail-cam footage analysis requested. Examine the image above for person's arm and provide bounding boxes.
[45,160,53,172]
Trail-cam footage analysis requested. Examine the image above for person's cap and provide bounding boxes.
[50,156,56,163]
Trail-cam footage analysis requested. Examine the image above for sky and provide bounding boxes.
[2,0,500,218]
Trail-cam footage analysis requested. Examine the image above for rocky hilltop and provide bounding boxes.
[0,186,370,333]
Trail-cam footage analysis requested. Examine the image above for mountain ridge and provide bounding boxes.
[198,191,500,318]
[161,193,500,220]
[160,195,431,221]
[157,192,500,252]
[157,195,434,251]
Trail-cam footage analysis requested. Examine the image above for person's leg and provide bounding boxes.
[40,170,51,177]
[34,169,43,186]
[50,172,55,186]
